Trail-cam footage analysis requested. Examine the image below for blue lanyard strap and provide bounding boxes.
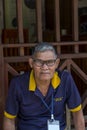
[41,97,51,111]
[40,93,54,120]
[51,93,54,120]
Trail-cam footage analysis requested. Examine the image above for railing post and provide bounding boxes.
[72,0,79,53]
[16,0,24,56]
[66,59,72,130]
[0,45,5,130]
[54,0,60,41]
[36,0,43,42]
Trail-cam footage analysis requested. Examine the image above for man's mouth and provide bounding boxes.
[41,72,50,74]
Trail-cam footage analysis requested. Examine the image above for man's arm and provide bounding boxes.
[72,109,85,130]
[3,116,16,130]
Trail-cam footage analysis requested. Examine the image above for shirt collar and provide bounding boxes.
[29,70,60,91]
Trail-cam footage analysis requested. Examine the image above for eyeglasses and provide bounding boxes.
[33,58,57,67]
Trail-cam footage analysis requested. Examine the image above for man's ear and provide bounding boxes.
[55,58,60,69]
[28,56,33,68]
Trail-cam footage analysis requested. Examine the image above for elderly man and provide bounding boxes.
[3,42,85,130]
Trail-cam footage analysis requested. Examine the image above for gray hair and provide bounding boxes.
[32,42,57,58]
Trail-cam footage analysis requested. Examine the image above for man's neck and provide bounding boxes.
[36,80,50,96]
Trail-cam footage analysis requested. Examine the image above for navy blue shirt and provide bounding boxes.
[4,70,81,130]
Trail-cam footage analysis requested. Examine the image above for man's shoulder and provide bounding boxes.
[9,71,31,91]
[11,71,30,83]
[57,69,70,78]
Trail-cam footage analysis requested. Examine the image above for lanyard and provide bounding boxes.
[40,93,54,120]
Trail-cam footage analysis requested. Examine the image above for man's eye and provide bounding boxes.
[34,60,42,64]
[47,60,54,64]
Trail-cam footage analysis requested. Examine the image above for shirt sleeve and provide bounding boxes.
[4,77,21,118]
[63,71,82,111]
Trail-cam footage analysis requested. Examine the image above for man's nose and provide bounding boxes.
[41,63,48,68]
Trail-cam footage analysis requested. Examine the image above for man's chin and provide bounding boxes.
[40,76,51,81]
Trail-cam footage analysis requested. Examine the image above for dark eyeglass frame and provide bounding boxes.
[33,58,57,67]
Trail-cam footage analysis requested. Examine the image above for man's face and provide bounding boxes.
[29,51,60,82]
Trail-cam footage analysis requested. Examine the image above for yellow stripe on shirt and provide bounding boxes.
[4,111,17,119]
[70,104,82,112]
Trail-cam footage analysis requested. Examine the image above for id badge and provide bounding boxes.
[47,119,60,130]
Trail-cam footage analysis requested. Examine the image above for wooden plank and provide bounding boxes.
[72,0,79,41]
[54,0,60,41]
[2,41,87,48]
[36,0,42,42]
[0,0,4,43]
[4,63,19,98]
[7,63,19,75]
[16,0,24,43]
[0,45,5,100]
[0,45,5,130]
[4,62,9,98]
[72,0,79,53]
[71,59,87,83]
[16,0,24,56]
[4,53,87,63]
